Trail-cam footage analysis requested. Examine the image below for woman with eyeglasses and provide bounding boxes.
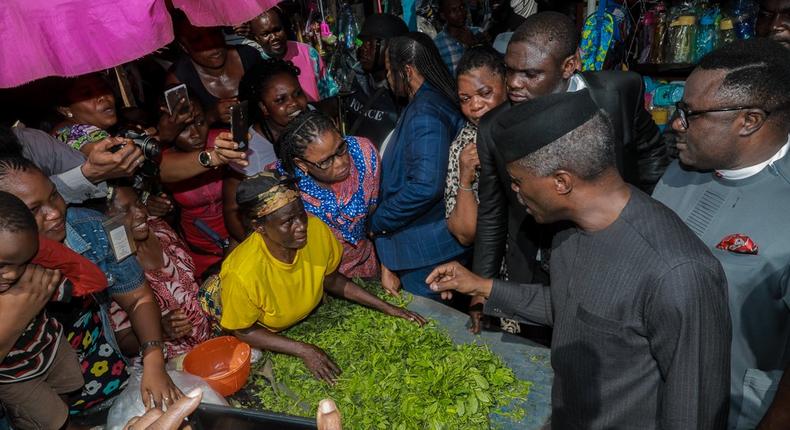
[275,111,380,279]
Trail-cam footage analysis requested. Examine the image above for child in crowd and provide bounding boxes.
[0,191,82,430]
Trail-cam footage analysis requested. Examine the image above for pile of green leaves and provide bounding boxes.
[243,283,531,429]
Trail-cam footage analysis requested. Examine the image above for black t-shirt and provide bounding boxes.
[172,45,261,110]
[344,76,400,149]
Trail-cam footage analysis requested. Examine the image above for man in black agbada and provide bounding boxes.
[474,12,669,285]
[427,90,731,429]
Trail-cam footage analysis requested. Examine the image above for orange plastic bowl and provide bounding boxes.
[183,336,251,396]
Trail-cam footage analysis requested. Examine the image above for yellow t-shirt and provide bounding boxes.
[219,216,342,332]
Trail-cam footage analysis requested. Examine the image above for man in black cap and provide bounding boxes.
[474,11,669,287]
[344,14,408,147]
[426,90,731,429]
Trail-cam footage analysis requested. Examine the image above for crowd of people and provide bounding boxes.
[0,1,789,429]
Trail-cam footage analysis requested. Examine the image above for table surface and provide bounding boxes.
[407,295,553,429]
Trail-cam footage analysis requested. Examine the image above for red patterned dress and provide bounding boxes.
[109,218,212,358]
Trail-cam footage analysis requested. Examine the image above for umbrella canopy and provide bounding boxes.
[0,0,279,88]
[1,0,173,88]
[172,0,280,27]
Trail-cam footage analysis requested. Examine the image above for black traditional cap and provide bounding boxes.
[358,14,409,40]
[493,89,600,163]
[236,170,300,216]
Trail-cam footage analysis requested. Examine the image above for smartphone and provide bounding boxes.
[164,84,189,115]
[230,100,249,151]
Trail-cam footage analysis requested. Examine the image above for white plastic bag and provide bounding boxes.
[106,366,228,430]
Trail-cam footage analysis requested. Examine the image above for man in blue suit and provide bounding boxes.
[369,32,467,299]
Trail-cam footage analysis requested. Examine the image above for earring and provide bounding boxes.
[66,111,73,118]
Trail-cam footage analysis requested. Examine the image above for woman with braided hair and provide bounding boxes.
[223,59,309,242]
[369,32,468,299]
[275,110,380,279]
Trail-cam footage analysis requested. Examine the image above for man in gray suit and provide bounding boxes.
[427,90,731,429]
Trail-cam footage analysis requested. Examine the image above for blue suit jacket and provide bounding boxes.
[370,82,467,271]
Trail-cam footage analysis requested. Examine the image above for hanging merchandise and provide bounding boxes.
[580,0,615,71]
[649,2,669,64]
[732,0,758,39]
[693,7,719,62]
[666,3,697,64]
[638,9,657,64]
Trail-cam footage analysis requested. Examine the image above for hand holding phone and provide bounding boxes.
[164,84,190,115]
[230,101,249,151]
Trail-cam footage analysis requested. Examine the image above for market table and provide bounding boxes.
[407,295,553,429]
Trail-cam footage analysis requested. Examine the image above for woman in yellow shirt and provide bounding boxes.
[219,171,426,383]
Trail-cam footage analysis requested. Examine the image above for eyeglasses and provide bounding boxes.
[674,101,766,129]
[299,138,349,170]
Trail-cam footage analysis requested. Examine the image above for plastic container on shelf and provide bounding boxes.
[649,2,669,64]
[732,0,758,39]
[694,9,719,62]
[667,14,697,63]
[719,16,737,46]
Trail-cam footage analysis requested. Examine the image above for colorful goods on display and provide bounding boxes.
[241,283,532,430]
[637,0,758,66]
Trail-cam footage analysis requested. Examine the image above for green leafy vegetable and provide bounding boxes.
[242,281,531,429]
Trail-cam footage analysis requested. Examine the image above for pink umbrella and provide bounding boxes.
[1,0,173,88]
[172,0,280,27]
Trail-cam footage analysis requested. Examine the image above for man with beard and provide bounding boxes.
[653,39,790,430]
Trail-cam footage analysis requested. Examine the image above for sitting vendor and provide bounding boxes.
[219,171,426,383]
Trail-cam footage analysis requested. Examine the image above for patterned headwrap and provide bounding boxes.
[236,170,301,218]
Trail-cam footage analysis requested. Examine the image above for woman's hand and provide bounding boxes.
[140,359,182,410]
[210,132,248,168]
[298,343,341,385]
[381,265,401,297]
[162,310,192,340]
[458,143,480,188]
[157,99,195,144]
[145,193,173,218]
[385,306,428,326]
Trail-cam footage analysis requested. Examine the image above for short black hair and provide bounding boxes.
[0,126,23,158]
[0,190,37,235]
[456,45,506,79]
[511,12,579,60]
[697,38,790,123]
[515,111,616,180]
[0,156,39,190]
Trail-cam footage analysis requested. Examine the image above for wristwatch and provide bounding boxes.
[198,150,213,168]
[139,340,165,358]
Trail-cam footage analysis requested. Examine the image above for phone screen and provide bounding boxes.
[165,84,189,115]
[230,101,249,151]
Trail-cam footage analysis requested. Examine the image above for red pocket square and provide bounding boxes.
[716,234,759,255]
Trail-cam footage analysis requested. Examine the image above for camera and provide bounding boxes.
[111,130,162,192]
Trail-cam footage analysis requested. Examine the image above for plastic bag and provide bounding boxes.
[106,367,228,430]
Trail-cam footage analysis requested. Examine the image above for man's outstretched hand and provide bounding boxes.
[425,261,494,301]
